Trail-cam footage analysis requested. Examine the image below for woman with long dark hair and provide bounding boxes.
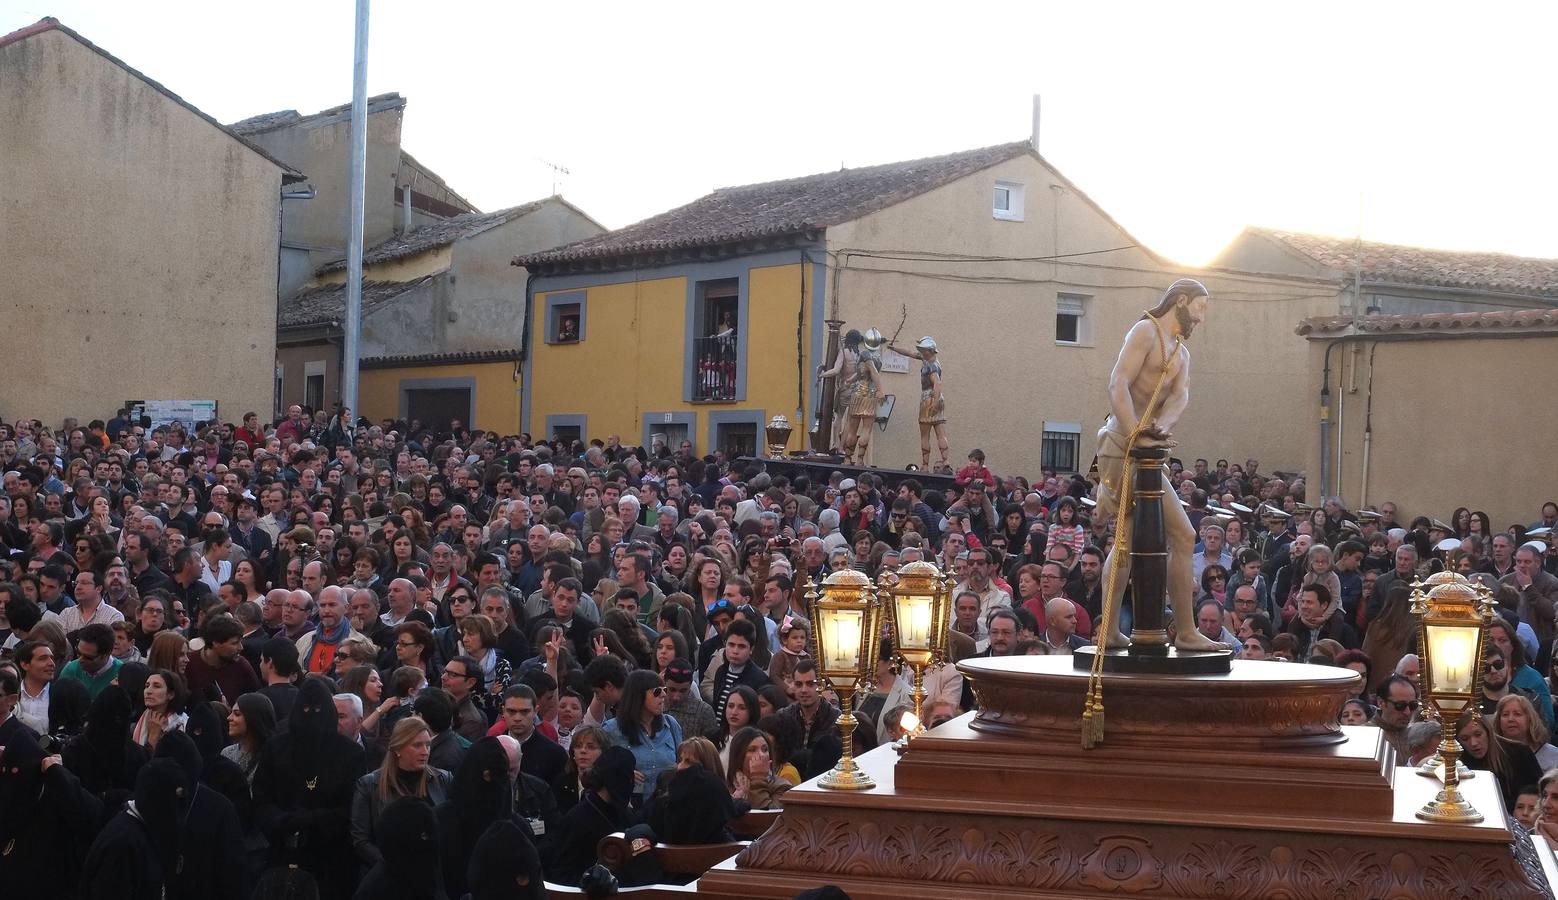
[715,684,761,769]
[602,669,682,805]
[1458,708,1542,813]
[725,726,790,810]
[222,692,277,784]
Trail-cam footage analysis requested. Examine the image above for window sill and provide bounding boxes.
[1055,340,1094,348]
[992,212,1025,222]
[689,398,741,405]
[545,338,582,346]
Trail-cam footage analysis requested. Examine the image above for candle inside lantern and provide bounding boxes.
[826,609,863,671]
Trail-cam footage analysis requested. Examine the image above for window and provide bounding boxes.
[545,291,586,343]
[692,279,740,402]
[993,181,1025,221]
[552,423,582,445]
[303,360,326,411]
[716,422,757,458]
[1041,422,1082,474]
[1056,293,1090,345]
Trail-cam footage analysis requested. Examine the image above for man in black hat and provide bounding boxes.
[662,657,718,740]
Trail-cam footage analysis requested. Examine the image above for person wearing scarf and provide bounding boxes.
[296,585,364,676]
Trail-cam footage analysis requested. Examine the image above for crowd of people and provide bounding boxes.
[2,405,1558,898]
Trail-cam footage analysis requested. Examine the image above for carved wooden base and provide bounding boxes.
[695,657,1558,899]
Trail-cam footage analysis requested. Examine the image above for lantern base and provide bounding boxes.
[1416,752,1474,781]
[1417,789,1486,824]
[1073,644,1233,675]
[817,760,876,791]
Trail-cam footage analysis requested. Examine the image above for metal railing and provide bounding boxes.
[692,335,739,401]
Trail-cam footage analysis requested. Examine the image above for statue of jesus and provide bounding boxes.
[1094,278,1227,653]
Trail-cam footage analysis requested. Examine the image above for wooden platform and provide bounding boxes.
[687,656,1558,899]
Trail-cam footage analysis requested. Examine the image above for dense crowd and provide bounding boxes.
[2,405,1558,898]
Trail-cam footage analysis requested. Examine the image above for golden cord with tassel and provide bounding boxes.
[1081,314,1181,749]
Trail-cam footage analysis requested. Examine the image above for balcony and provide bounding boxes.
[692,334,739,402]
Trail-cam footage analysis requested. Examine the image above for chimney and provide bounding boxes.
[1030,94,1041,152]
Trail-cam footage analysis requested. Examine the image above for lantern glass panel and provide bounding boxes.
[896,593,935,650]
[820,607,864,673]
[1424,623,1480,695]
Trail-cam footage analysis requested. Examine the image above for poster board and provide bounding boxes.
[128,400,218,430]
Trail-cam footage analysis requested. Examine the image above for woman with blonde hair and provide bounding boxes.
[349,715,452,867]
[1495,693,1558,770]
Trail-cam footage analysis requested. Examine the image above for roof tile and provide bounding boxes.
[317,201,548,275]
[279,277,434,329]
[517,141,1034,268]
[1255,227,1558,299]
[1296,308,1558,336]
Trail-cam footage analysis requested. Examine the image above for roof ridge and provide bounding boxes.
[227,92,405,135]
[1254,225,1558,265]
[315,198,554,274]
[709,140,1033,194]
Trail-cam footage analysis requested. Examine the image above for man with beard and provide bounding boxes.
[252,675,367,899]
[1091,278,1224,654]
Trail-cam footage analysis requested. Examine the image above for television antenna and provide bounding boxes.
[536,158,570,195]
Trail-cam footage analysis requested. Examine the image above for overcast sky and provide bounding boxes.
[8,1,1557,264]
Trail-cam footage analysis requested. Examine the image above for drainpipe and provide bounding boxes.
[1359,342,1378,508]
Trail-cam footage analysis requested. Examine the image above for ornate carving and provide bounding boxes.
[729,806,1553,900]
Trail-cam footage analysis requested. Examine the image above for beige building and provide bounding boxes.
[278,197,604,431]
[1298,308,1558,532]
[522,139,1342,473]
[0,18,299,425]
[230,93,478,297]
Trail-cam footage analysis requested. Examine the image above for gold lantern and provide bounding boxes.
[1410,572,1496,823]
[805,568,882,790]
[764,415,794,458]
[883,560,952,747]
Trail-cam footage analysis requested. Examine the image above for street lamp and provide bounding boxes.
[806,568,882,791]
[883,560,951,748]
[1411,572,1496,823]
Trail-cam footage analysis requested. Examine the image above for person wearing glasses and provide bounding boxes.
[602,668,682,804]
[1367,673,1419,760]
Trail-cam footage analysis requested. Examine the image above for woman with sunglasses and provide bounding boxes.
[602,668,682,805]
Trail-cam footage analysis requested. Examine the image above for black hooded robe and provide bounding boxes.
[252,675,368,899]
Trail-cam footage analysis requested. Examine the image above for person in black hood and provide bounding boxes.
[80,757,188,900]
[647,760,737,845]
[61,683,146,818]
[550,745,640,886]
[253,674,368,899]
[467,819,545,900]
[435,736,512,900]
[0,733,102,899]
[353,795,447,900]
[152,729,247,900]
[117,661,152,716]
[184,700,253,824]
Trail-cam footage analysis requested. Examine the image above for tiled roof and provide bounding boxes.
[1297,308,1558,337]
[278,277,434,329]
[361,349,521,369]
[1253,227,1558,299]
[0,18,302,181]
[517,141,1036,268]
[228,92,406,136]
[317,201,548,274]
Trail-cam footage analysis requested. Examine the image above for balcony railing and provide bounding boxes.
[693,335,739,401]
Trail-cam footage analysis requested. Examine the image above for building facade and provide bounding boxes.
[1298,309,1558,530]
[278,197,603,432]
[520,142,1341,473]
[0,18,297,426]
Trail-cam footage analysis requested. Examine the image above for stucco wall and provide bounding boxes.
[242,104,403,264]
[826,153,1337,476]
[1302,331,1558,530]
[0,29,281,425]
[276,342,339,413]
[448,200,605,350]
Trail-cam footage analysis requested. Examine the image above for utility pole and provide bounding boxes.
[340,0,370,415]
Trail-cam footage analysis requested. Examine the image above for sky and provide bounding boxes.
[7,1,1557,265]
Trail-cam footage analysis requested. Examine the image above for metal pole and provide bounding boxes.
[340,0,370,414]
